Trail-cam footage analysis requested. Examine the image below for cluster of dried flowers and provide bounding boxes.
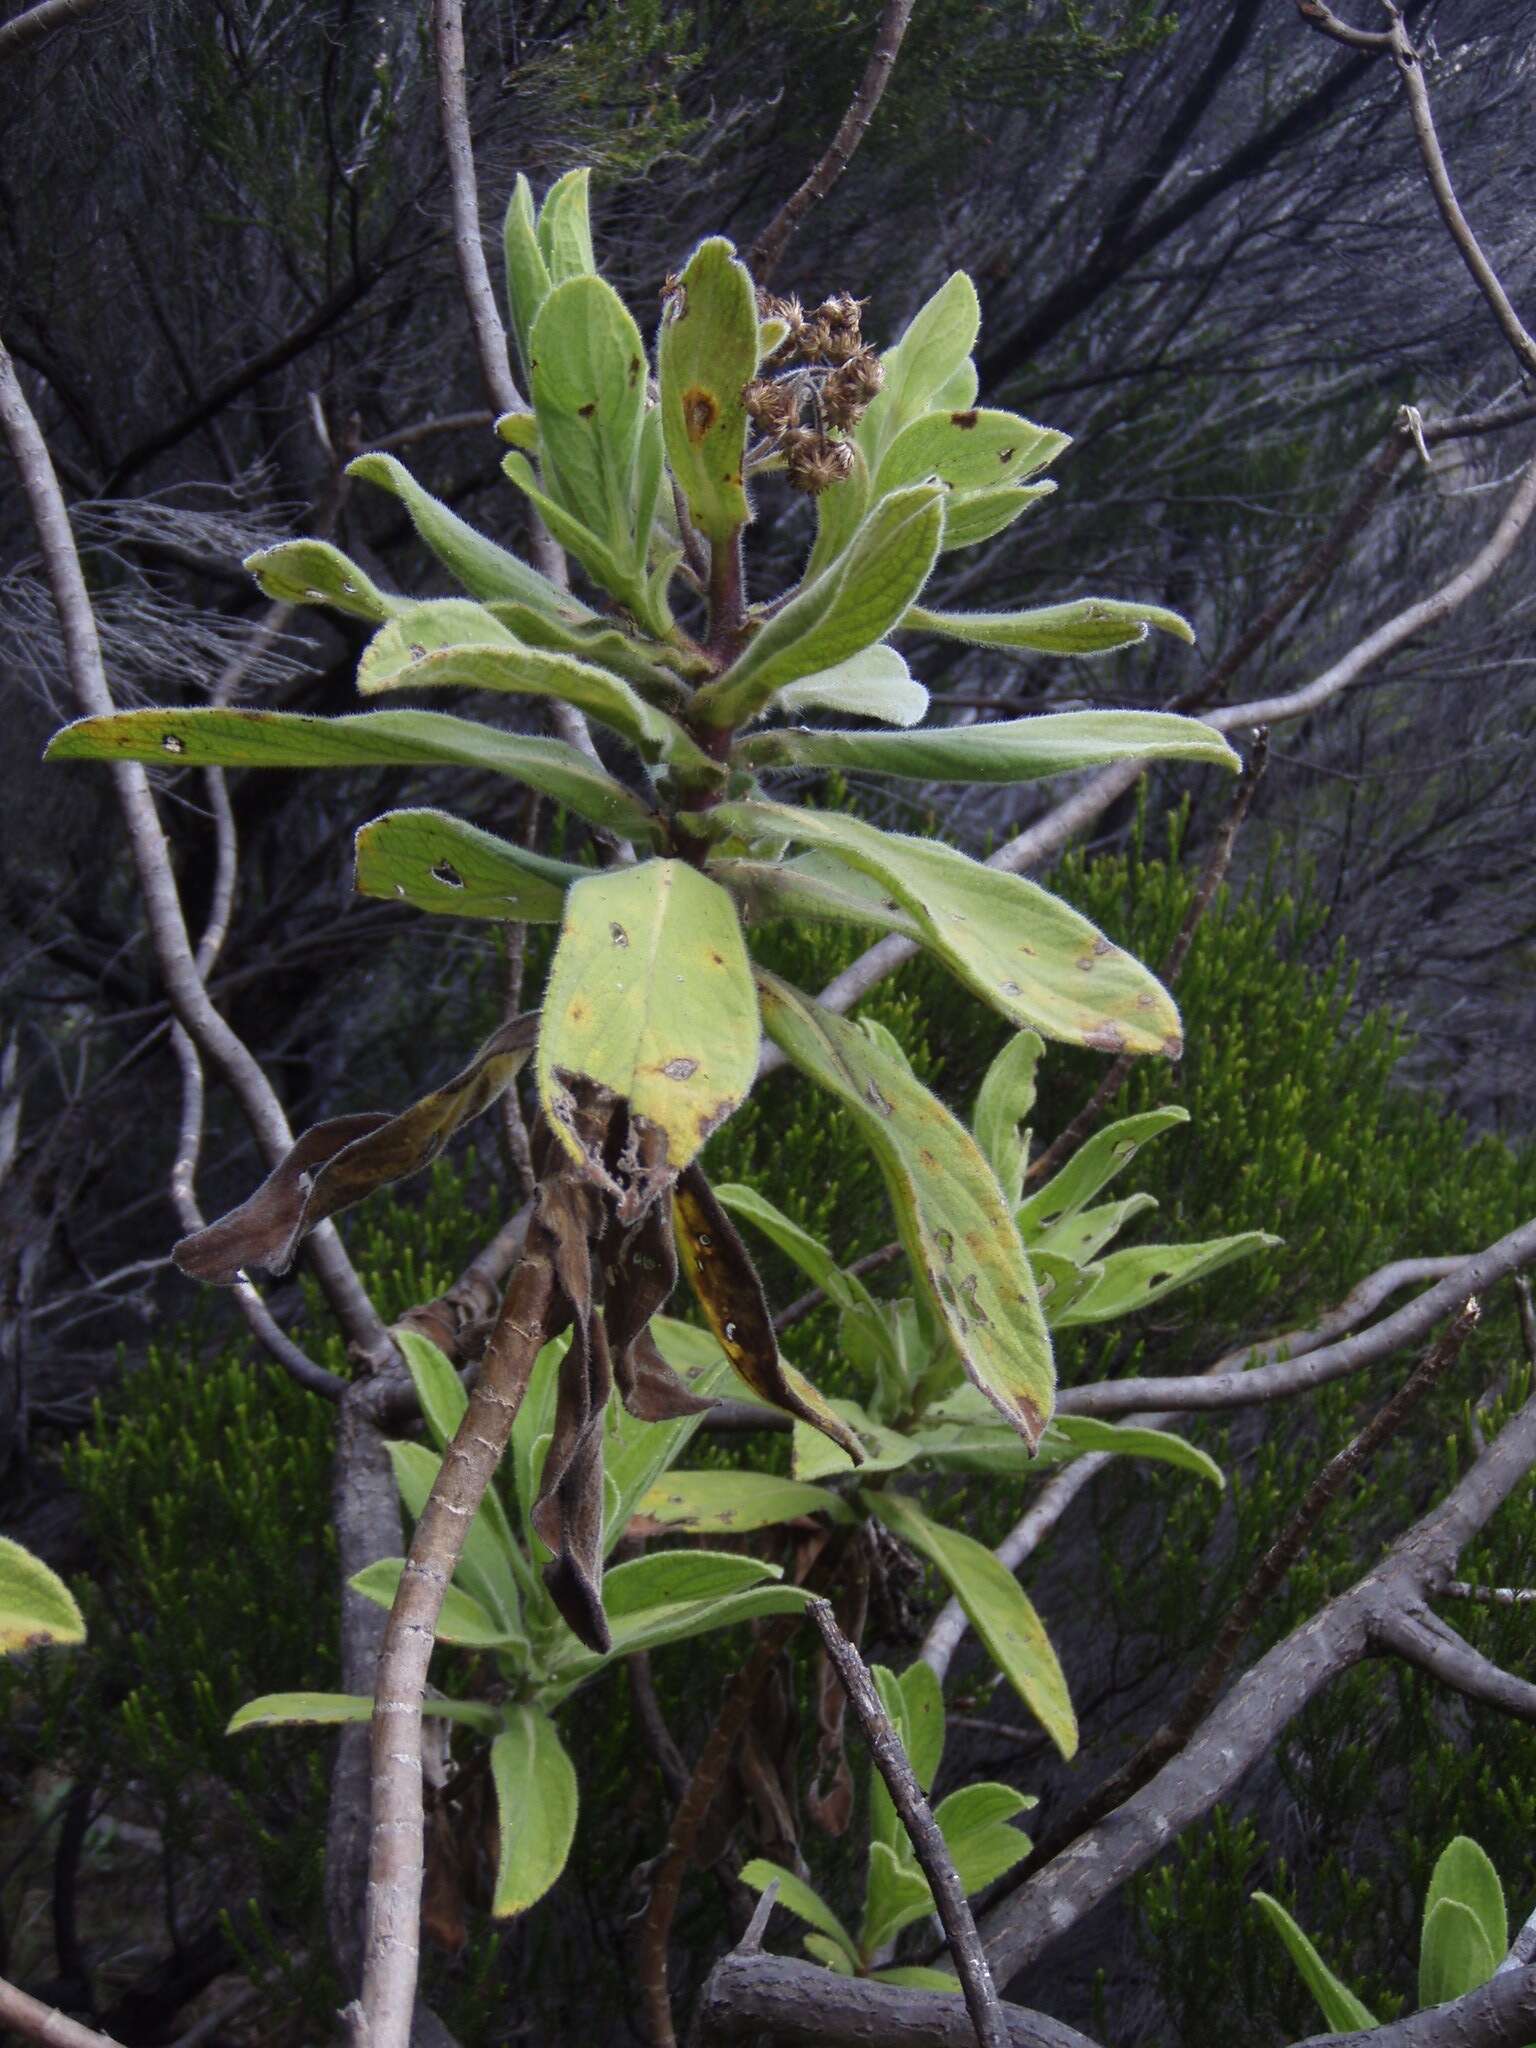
[743,289,884,493]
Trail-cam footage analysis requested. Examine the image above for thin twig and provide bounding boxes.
[0,0,111,65]
[1442,1582,1536,1607]
[810,1598,1006,2048]
[750,0,917,282]
[0,1974,125,2047]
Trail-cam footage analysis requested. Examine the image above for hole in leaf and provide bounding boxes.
[430,861,464,889]
[161,733,186,754]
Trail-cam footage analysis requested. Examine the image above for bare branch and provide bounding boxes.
[1059,1214,1536,1417]
[1292,1966,1536,2045]
[1372,1600,1536,1719]
[1443,1582,1536,1606]
[430,0,522,420]
[0,1973,126,2046]
[750,0,917,282]
[809,1596,1007,2048]
[0,0,113,67]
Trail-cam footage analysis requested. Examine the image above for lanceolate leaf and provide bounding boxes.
[972,1030,1044,1208]
[905,596,1194,655]
[45,707,662,843]
[227,1691,500,1736]
[537,861,758,1183]
[657,236,758,542]
[757,972,1054,1447]
[490,1706,579,1917]
[1252,1894,1379,2032]
[600,1551,783,1617]
[349,1560,520,1648]
[867,1489,1076,1757]
[725,802,1182,1057]
[712,1182,883,1319]
[736,709,1239,783]
[857,272,980,469]
[501,449,656,625]
[1424,1837,1507,1973]
[940,480,1055,552]
[739,1860,860,1969]
[635,1469,850,1534]
[690,484,945,729]
[803,445,871,585]
[347,451,585,619]
[1419,1897,1497,2010]
[792,1399,917,1483]
[355,604,708,770]
[529,275,647,558]
[486,601,693,702]
[536,166,595,282]
[1049,1232,1280,1327]
[714,855,920,945]
[0,1538,85,1655]
[381,1441,523,1631]
[872,407,1067,498]
[354,809,583,921]
[174,1014,537,1282]
[1044,1415,1225,1489]
[243,538,403,622]
[1017,1108,1190,1235]
[504,174,553,377]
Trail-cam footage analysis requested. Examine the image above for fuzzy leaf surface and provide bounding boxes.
[490,1706,579,1917]
[354,808,581,921]
[530,275,646,556]
[906,596,1194,655]
[737,709,1238,782]
[244,538,402,622]
[657,236,758,541]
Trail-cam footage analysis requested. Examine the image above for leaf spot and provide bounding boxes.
[1084,1022,1127,1053]
[935,1227,955,1264]
[951,410,980,429]
[723,1320,738,1341]
[999,446,1016,463]
[161,732,187,754]
[662,1057,698,1080]
[409,643,427,660]
[864,1079,893,1116]
[681,386,718,444]
[577,401,597,419]
[430,860,464,888]
[1002,980,1023,997]
[610,922,630,948]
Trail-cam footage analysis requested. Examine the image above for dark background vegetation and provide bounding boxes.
[2,2,1535,2043]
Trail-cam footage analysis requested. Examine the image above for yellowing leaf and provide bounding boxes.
[536,861,758,1182]
[0,1538,84,1656]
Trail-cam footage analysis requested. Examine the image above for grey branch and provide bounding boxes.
[1371,1600,1536,1719]
[0,0,114,66]
[809,1597,1007,2048]
[0,1974,127,2046]
[750,0,917,282]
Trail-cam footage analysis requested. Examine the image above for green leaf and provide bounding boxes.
[792,1398,918,1483]
[536,166,595,282]
[690,484,944,729]
[485,602,692,703]
[1017,1108,1190,1237]
[1424,1837,1507,1975]
[735,802,1181,1057]
[714,854,920,945]
[861,1839,934,1953]
[899,1660,945,1794]
[713,1184,882,1320]
[657,237,758,542]
[1252,1894,1379,2032]
[905,596,1195,655]
[550,1585,818,1683]
[45,706,662,844]
[504,175,553,378]
[873,407,1068,498]
[384,1440,522,1631]
[973,1031,1044,1207]
[1031,1192,1158,1266]
[775,645,929,727]
[490,1706,579,1917]
[347,451,584,619]
[757,972,1053,1447]
[1043,1415,1225,1489]
[803,1935,857,1974]
[934,1781,1036,1892]
[858,272,980,469]
[227,1691,499,1735]
[348,1559,521,1648]
[392,1328,467,1452]
[354,808,581,922]
[739,1859,860,1968]
[0,1537,85,1655]
[537,861,758,1180]
[931,356,979,413]
[1050,1233,1280,1327]
[873,1967,963,1991]
[498,448,662,629]
[529,275,647,558]
[243,538,403,622]
[511,1334,567,1558]
[736,709,1239,783]
[1419,1896,1498,2010]
[803,445,872,585]
[940,482,1054,552]
[602,1334,736,1545]
[867,1490,1076,1757]
[355,603,706,770]
[601,1550,782,1618]
[636,1469,850,1534]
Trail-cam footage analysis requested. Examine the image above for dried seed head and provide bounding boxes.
[742,377,798,431]
[785,433,855,495]
[822,348,884,429]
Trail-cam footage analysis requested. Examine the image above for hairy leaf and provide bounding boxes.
[657,236,758,542]
[354,808,582,921]
[348,1559,520,1648]
[1252,1894,1379,2032]
[244,537,403,622]
[736,709,1239,782]
[872,406,1067,498]
[858,272,980,468]
[635,1469,850,1534]
[972,1031,1044,1208]
[739,1860,860,1969]
[536,166,595,282]
[504,174,553,377]
[1016,1108,1191,1236]
[530,275,647,557]
[774,644,929,727]
[227,1692,499,1735]
[1050,1232,1280,1326]
[905,596,1194,655]
[715,854,921,945]
[490,1707,579,1917]
[940,481,1054,552]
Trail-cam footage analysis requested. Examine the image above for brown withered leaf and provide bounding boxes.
[601,1200,711,1422]
[175,1013,539,1283]
[672,1165,862,1466]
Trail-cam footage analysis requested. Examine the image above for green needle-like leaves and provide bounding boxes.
[657,236,758,542]
[757,970,1054,1447]
[537,860,759,1180]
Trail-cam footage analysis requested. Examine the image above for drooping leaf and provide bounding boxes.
[490,1706,579,1917]
[905,596,1194,655]
[736,709,1239,783]
[354,809,582,921]
[712,1183,882,1320]
[1043,1415,1225,1489]
[739,1859,861,1969]
[536,862,758,1188]
[1016,1108,1191,1236]
[873,407,1067,498]
[868,1489,1076,1757]
[774,645,929,727]
[940,481,1054,552]
[529,275,647,558]
[657,236,758,542]
[347,451,584,619]
[1252,1894,1379,2032]
[348,1559,521,1648]
[734,803,1181,1057]
[757,973,1053,1447]
[1419,1896,1498,2011]
[243,537,403,622]
[173,1013,536,1282]
[690,485,944,729]
[857,272,980,469]
[635,1470,850,1534]
[972,1031,1044,1208]
[44,706,662,844]
[1050,1233,1280,1327]
[355,603,707,770]
[1422,1839,1506,2003]
[227,1691,499,1736]
[0,1538,85,1655]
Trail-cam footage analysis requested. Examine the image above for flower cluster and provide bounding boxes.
[742,289,884,493]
